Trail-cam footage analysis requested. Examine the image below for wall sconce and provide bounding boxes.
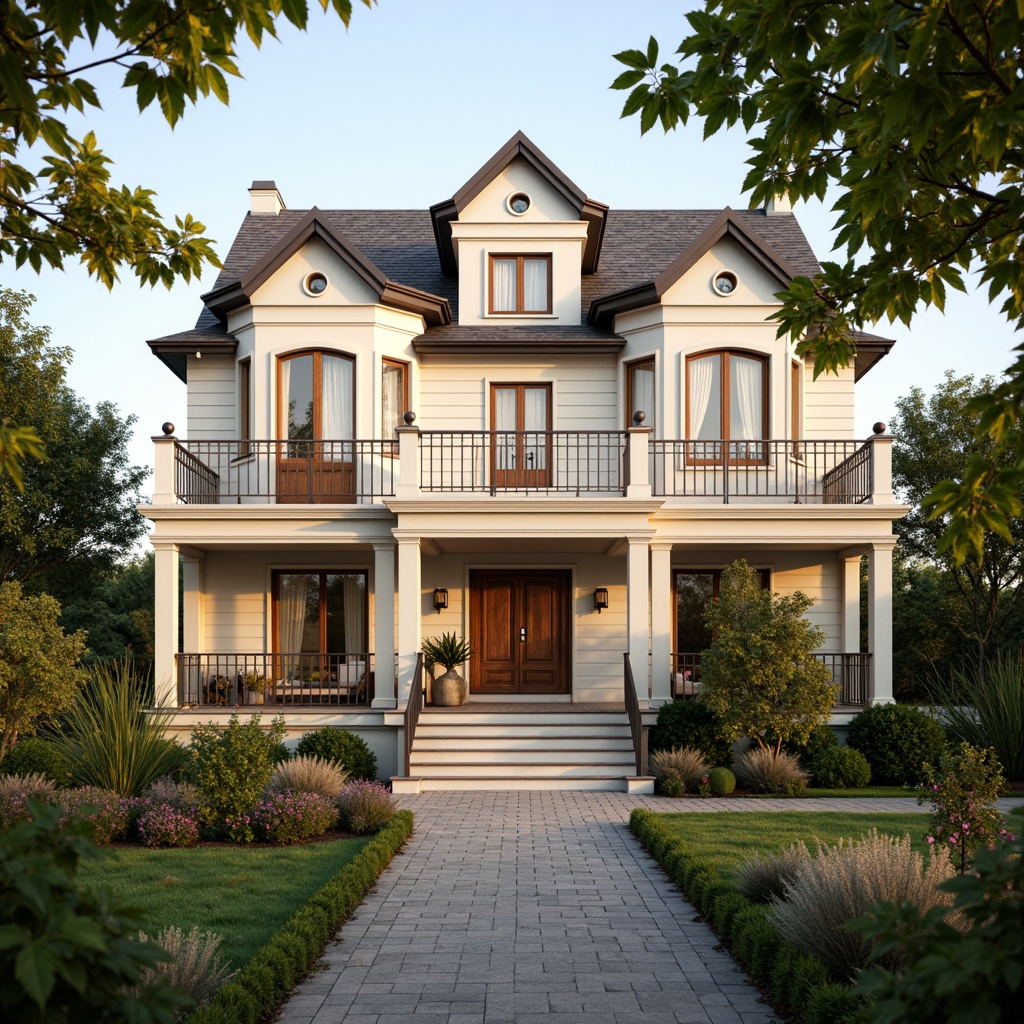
[433,588,448,614]
[593,587,609,614]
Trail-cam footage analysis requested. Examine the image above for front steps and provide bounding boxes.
[397,708,651,792]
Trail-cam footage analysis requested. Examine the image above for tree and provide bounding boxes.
[0,0,373,288]
[0,289,149,603]
[612,2,1024,563]
[891,371,1024,682]
[0,580,87,761]
[699,559,836,754]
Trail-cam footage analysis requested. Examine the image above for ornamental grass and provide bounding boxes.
[649,747,710,789]
[337,780,396,834]
[137,925,234,1007]
[0,771,56,826]
[734,747,809,794]
[265,754,349,801]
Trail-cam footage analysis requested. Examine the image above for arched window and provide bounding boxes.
[686,350,767,462]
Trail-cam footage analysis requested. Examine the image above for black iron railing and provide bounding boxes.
[177,652,374,707]
[175,443,219,503]
[403,653,425,776]
[651,439,871,503]
[624,653,648,776]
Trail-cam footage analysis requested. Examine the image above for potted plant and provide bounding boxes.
[243,671,267,705]
[421,632,473,706]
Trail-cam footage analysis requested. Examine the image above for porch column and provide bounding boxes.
[181,555,203,655]
[395,534,422,706]
[650,543,673,707]
[866,540,896,705]
[153,542,179,708]
[372,541,397,709]
[627,536,651,701]
[841,555,861,654]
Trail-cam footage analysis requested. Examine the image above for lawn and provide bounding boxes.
[655,811,931,879]
[79,837,371,967]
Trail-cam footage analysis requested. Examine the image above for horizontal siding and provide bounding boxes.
[187,356,235,440]
[803,363,855,440]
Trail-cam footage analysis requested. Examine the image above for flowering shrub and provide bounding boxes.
[920,741,1009,873]
[337,780,396,833]
[0,772,57,826]
[145,778,200,810]
[137,803,201,848]
[58,787,129,844]
[249,790,338,844]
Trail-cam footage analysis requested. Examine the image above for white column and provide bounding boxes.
[627,536,651,703]
[153,543,179,708]
[625,426,652,498]
[152,436,177,504]
[650,543,673,707]
[395,535,422,706]
[869,433,895,504]
[181,556,203,655]
[841,555,861,654]
[395,425,421,499]
[867,541,895,704]
[372,542,397,709]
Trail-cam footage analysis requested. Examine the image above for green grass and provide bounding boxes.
[80,838,371,967]
[800,786,917,798]
[655,811,931,879]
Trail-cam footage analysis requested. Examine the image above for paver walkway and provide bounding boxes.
[276,792,1024,1024]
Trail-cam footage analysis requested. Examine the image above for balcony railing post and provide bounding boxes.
[152,431,178,504]
[625,421,652,498]
[868,426,895,504]
[395,415,421,499]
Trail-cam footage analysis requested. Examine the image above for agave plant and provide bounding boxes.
[421,632,472,672]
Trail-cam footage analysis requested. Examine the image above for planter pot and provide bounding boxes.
[432,669,467,706]
[247,690,265,705]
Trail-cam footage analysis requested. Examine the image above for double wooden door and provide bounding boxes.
[469,570,571,695]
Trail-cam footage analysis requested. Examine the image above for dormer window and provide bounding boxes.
[489,255,552,314]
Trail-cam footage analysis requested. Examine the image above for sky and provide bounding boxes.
[4,0,1018,493]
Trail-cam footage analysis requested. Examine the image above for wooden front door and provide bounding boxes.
[469,570,571,695]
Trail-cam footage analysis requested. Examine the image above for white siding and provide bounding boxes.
[803,361,856,440]
[186,355,235,439]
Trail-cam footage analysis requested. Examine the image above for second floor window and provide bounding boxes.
[687,350,767,460]
[626,358,655,430]
[382,359,408,439]
[489,255,551,314]
[279,351,354,441]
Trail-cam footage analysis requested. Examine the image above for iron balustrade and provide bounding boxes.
[171,440,398,504]
[671,651,871,707]
[177,652,375,707]
[420,430,627,495]
[403,653,425,776]
[623,653,649,776]
[651,439,871,503]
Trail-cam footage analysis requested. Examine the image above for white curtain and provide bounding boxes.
[321,355,353,461]
[494,387,516,470]
[689,357,715,438]
[342,574,365,654]
[732,356,762,440]
[523,259,547,311]
[382,362,403,436]
[492,259,517,311]
[280,357,292,436]
[631,363,655,429]
[523,387,547,470]
[278,574,310,680]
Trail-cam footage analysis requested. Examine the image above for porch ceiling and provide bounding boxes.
[424,537,616,555]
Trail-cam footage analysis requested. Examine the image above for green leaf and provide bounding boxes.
[16,943,58,1008]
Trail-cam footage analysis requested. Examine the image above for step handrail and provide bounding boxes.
[403,653,425,776]
[623,653,648,776]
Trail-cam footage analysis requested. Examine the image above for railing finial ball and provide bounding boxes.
[161,422,176,436]
[403,411,416,425]
[632,410,646,426]
[872,421,887,435]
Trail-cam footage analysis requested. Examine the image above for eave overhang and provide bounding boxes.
[145,329,238,383]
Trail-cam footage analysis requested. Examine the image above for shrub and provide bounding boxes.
[0,735,73,785]
[336,780,396,833]
[661,775,685,797]
[145,777,200,811]
[648,698,733,766]
[649,746,709,789]
[294,729,377,781]
[707,766,736,796]
[735,841,810,903]
[58,786,129,844]
[137,926,234,1008]
[847,702,947,786]
[781,723,838,767]
[249,791,338,844]
[920,741,1007,873]
[769,830,957,981]
[189,714,286,842]
[0,771,57,826]
[811,745,872,788]
[265,754,349,801]
[138,803,201,848]
[734,748,808,794]
[0,800,191,1023]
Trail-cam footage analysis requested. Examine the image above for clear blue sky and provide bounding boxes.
[5,0,1017,488]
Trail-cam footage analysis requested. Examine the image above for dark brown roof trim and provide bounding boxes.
[430,131,608,276]
[851,335,896,381]
[146,329,238,384]
[588,208,801,328]
[201,209,452,326]
[412,337,626,356]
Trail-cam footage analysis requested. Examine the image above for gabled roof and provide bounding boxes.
[429,131,608,276]
[201,209,451,327]
[587,208,802,327]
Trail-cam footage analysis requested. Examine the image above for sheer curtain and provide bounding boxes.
[731,357,763,455]
[342,575,365,653]
[321,355,353,460]
[382,362,404,437]
[278,575,310,680]
[630,363,655,429]
[494,387,516,470]
[523,386,547,470]
[523,259,548,311]
[689,357,715,436]
[492,259,517,311]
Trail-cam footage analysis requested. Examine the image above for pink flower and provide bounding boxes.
[926,836,935,845]
[949,836,958,844]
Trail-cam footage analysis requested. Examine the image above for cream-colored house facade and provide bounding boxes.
[143,133,906,790]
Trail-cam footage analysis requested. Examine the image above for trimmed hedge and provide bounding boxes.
[629,809,861,1024]
[186,810,413,1024]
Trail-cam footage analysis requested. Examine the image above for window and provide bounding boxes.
[491,383,552,487]
[382,359,408,440]
[791,359,802,457]
[239,357,252,454]
[686,350,767,462]
[626,358,655,430]
[488,254,552,314]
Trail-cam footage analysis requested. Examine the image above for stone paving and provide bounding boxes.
[275,792,1024,1024]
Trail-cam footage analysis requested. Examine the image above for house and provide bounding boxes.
[143,132,906,791]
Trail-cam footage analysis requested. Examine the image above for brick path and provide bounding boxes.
[275,792,1024,1024]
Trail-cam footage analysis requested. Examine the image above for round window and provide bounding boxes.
[712,270,738,296]
[304,272,328,296]
[507,192,531,215]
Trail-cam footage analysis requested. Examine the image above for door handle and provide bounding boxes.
[520,627,526,642]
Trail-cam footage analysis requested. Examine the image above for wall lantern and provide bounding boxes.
[593,587,609,613]
[433,588,448,614]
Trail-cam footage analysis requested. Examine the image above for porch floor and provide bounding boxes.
[422,701,626,714]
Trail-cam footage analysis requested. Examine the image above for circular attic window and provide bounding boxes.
[303,272,328,296]
[507,192,531,215]
[712,270,738,296]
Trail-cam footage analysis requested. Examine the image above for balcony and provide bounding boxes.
[153,428,889,507]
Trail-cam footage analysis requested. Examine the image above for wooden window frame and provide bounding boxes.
[237,357,252,458]
[271,569,368,655]
[791,358,803,460]
[672,567,771,651]
[685,350,769,464]
[276,349,355,441]
[487,254,553,314]
[625,357,655,431]
[381,358,409,443]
